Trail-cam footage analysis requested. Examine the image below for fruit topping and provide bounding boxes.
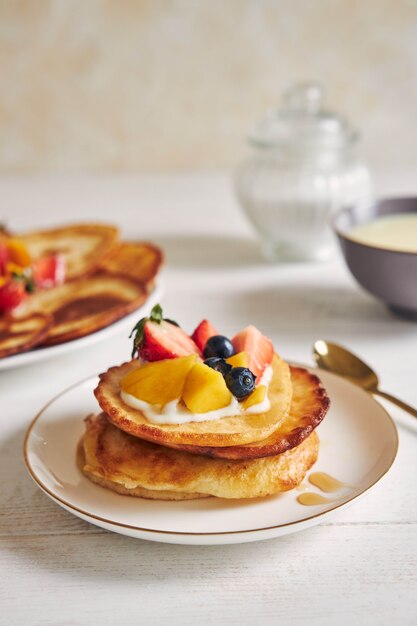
[191,319,219,352]
[0,242,9,276]
[203,335,235,359]
[130,304,201,361]
[121,354,198,406]
[224,367,256,399]
[241,385,267,409]
[204,357,232,376]
[32,254,66,289]
[232,325,274,378]
[182,361,232,413]
[226,351,249,368]
[0,279,27,312]
[6,239,31,268]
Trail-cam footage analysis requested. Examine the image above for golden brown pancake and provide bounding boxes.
[0,312,52,358]
[100,241,163,292]
[94,354,293,447]
[19,224,119,280]
[79,413,319,499]
[77,440,207,500]
[167,366,329,459]
[15,272,147,345]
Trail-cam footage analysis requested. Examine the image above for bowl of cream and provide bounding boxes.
[333,197,417,318]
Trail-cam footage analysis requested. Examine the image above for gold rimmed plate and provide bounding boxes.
[23,366,398,545]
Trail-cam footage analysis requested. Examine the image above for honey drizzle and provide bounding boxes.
[297,472,349,506]
[296,493,333,506]
[308,472,347,493]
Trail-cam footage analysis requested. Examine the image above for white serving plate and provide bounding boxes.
[24,365,398,545]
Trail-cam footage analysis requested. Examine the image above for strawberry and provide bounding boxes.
[191,319,219,352]
[0,242,9,276]
[0,279,27,312]
[130,304,201,361]
[32,254,65,289]
[231,325,274,378]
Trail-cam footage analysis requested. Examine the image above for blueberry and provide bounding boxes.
[204,357,232,376]
[225,367,256,399]
[203,335,235,359]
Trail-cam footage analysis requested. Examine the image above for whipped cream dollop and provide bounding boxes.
[120,365,273,425]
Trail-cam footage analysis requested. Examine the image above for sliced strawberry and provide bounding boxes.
[130,304,201,361]
[32,254,65,289]
[0,279,27,312]
[231,325,274,378]
[191,319,219,352]
[0,242,9,277]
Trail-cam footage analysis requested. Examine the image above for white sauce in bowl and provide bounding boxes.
[349,214,417,253]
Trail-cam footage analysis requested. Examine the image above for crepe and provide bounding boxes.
[100,241,163,292]
[79,413,319,500]
[15,272,147,345]
[19,223,119,280]
[94,354,293,447]
[167,366,329,459]
[0,312,52,358]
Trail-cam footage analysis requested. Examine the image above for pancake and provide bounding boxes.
[79,413,319,499]
[100,241,163,292]
[19,224,119,280]
[167,366,329,459]
[0,312,52,358]
[77,440,207,500]
[15,272,147,345]
[94,354,293,447]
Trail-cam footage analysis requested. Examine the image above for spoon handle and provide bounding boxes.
[374,389,417,419]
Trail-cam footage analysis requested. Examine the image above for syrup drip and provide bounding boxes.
[308,472,347,493]
[296,493,333,506]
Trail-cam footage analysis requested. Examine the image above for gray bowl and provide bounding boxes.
[333,197,417,319]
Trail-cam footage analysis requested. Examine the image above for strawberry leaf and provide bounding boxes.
[129,304,179,358]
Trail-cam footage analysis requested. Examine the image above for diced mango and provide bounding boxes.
[226,351,249,368]
[121,354,198,406]
[6,261,25,275]
[241,385,267,410]
[7,239,31,268]
[182,362,232,413]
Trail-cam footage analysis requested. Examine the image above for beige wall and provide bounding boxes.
[0,0,416,173]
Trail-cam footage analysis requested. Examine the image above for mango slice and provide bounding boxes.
[226,351,249,368]
[241,385,267,409]
[121,354,198,406]
[182,362,232,413]
[7,239,31,268]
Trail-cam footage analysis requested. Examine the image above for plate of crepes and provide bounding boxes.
[0,224,163,369]
[24,305,398,545]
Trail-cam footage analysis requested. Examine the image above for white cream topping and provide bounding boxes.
[120,364,273,425]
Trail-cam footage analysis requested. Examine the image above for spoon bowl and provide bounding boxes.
[313,339,417,419]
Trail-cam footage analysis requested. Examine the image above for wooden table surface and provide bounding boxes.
[1,174,416,626]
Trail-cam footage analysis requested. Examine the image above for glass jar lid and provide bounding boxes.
[249,83,357,151]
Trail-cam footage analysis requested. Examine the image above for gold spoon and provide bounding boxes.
[313,339,417,419]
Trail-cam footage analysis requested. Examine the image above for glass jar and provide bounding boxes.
[235,83,373,262]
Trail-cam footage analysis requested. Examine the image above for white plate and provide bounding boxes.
[0,284,163,370]
[24,367,398,545]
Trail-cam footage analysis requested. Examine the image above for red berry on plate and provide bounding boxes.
[231,325,274,378]
[130,304,201,361]
[191,319,219,352]
[0,242,9,276]
[32,254,65,289]
[0,279,27,312]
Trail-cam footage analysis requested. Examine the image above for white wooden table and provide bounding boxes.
[1,174,416,626]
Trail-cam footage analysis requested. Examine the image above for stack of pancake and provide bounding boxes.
[78,354,330,500]
[0,223,162,357]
